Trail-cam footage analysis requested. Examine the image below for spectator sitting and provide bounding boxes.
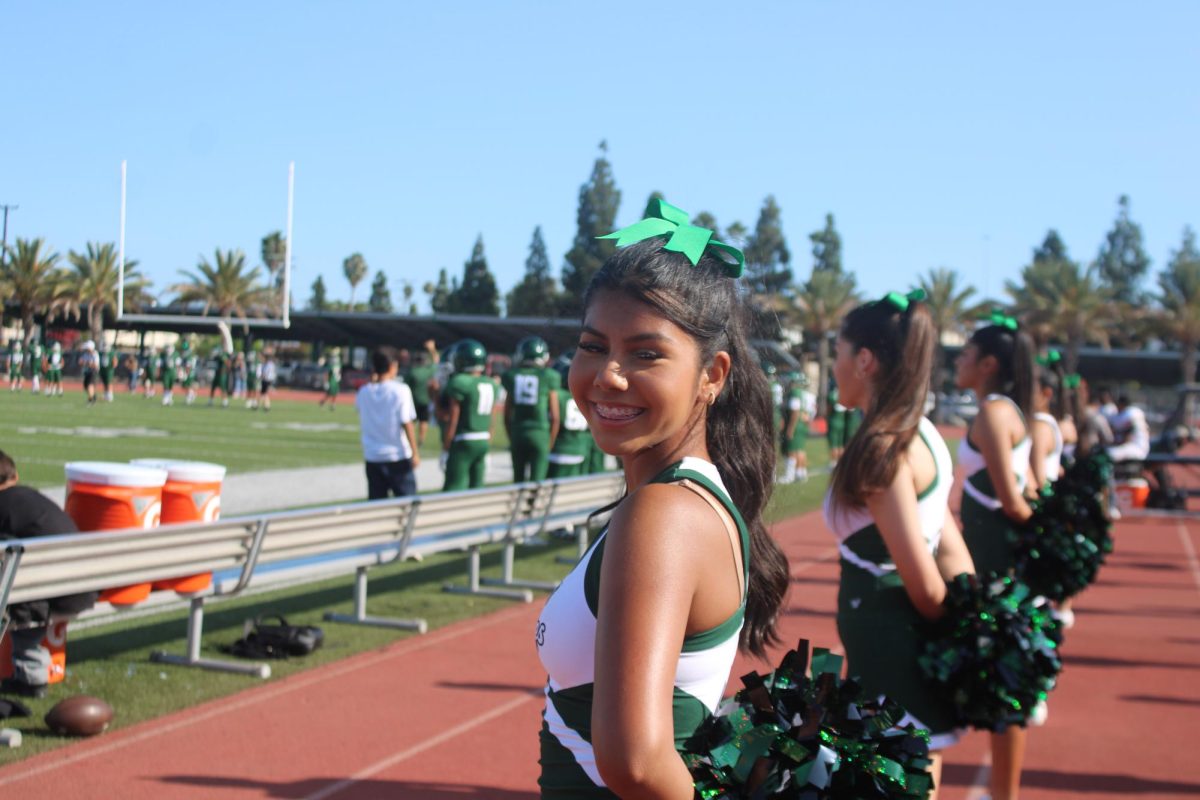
[1108,394,1150,462]
[0,450,98,698]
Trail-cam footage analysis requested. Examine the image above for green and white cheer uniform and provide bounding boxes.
[958,394,1031,575]
[536,458,749,797]
[782,387,816,454]
[824,416,961,749]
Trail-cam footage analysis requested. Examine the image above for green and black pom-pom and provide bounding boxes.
[684,640,934,799]
[1011,451,1115,602]
[918,573,1062,730]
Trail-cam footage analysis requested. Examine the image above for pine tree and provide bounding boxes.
[1096,195,1151,304]
[809,213,843,274]
[744,195,792,296]
[424,269,452,314]
[560,141,621,313]
[308,275,328,311]
[507,226,559,317]
[368,270,393,313]
[449,235,500,315]
[693,211,720,235]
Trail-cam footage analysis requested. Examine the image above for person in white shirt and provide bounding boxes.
[356,347,420,499]
[1108,394,1150,462]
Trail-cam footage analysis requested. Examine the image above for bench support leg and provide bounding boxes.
[483,541,560,592]
[324,566,427,633]
[151,596,271,679]
[444,545,532,602]
[556,524,589,565]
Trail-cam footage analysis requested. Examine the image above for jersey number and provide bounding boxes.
[563,399,588,431]
[514,374,539,406]
[476,382,495,416]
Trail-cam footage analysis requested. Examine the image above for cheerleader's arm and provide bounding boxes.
[934,506,975,580]
[866,460,950,621]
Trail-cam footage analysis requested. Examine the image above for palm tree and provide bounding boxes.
[261,231,287,300]
[1005,239,1114,373]
[343,253,368,308]
[1155,226,1200,385]
[61,242,153,343]
[793,269,858,416]
[170,248,273,322]
[915,268,978,411]
[0,237,65,347]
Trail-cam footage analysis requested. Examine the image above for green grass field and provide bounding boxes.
[0,389,511,488]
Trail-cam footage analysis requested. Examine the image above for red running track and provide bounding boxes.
[1,510,1197,799]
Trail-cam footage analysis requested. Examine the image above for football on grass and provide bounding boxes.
[44,695,114,737]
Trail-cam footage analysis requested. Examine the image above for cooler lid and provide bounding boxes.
[130,459,227,483]
[65,461,168,488]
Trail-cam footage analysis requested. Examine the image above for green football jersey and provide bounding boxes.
[447,373,496,438]
[405,363,436,405]
[551,392,592,458]
[502,366,561,433]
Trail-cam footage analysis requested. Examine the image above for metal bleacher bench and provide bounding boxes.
[0,472,624,679]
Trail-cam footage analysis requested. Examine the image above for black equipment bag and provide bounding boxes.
[223,614,324,659]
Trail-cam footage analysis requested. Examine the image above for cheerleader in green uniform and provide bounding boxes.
[824,290,975,799]
[953,315,1037,800]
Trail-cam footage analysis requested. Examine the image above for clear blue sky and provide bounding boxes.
[3,2,1197,313]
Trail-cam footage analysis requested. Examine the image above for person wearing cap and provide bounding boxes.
[356,347,421,499]
[79,341,100,405]
[0,451,97,698]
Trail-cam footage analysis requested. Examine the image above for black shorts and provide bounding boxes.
[261,380,274,393]
[415,403,431,423]
[82,371,96,390]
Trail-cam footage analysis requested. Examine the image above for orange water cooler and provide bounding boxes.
[131,459,226,594]
[64,461,168,606]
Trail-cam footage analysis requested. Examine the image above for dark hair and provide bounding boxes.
[0,450,15,484]
[969,324,1036,420]
[371,347,397,376]
[583,240,788,658]
[829,298,937,511]
[1037,359,1068,421]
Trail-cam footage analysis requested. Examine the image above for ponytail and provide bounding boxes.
[970,324,1036,421]
[829,298,937,511]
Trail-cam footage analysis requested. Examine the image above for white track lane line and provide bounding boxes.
[963,752,992,799]
[304,691,540,800]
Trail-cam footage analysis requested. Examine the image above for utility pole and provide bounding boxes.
[0,204,17,261]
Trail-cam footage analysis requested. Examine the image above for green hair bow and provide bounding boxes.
[1064,373,1082,389]
[598,198,745,278]
[882,288,927,312]
[1036,350,1062,367]
[985,308,1019,331]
